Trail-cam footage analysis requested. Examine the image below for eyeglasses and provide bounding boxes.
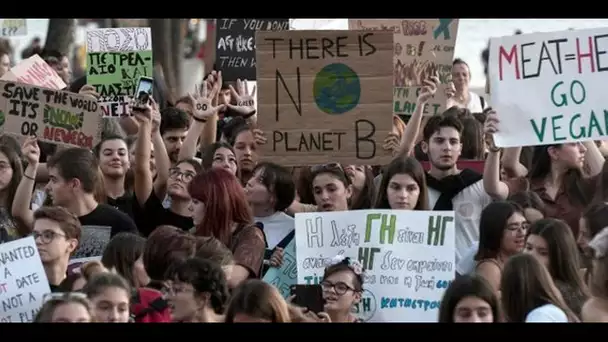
[31,230,66,244]
[169,168,196,182]
[42,292,88,304]
[320,281,356,296]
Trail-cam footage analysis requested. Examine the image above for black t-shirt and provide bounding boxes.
[79,204,138,237]
[133,191,193,237]
[107,193,135,220]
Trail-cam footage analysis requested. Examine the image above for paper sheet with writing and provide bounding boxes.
[0,236,51,323]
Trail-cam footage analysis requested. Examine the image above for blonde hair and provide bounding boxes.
[392,115,406,138]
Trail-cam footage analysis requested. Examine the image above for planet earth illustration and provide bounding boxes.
[313,63,361,115]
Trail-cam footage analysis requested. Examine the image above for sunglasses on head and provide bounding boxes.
[310,162,343,173]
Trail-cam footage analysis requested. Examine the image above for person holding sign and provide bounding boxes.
[483,109,606,238]
[386,74,491,263]
[319,256,365,323]
[244,162,295,269]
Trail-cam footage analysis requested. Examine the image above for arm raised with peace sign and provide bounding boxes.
[188,80,226,122]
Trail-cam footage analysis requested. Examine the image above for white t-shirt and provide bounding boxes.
[466,91,488,113]
[456,241,479,275]
[427,180,493,264]
[525,304,569,323]
[254,211,294,249]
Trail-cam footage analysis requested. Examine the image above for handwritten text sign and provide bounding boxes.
[349,19,459,116]
[0,81,102,148]
[489,27,608,147]
[295,210,455,322]
[262,239,296,299]
[256,30,394,166]
[216,19,289,82]
[86,27,153,117]
[0,236,51,323]
[1,55,66,90]
[0,19,27,37]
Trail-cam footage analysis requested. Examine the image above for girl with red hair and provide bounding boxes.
[188,168,266,289]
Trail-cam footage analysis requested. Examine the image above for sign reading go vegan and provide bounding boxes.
[0,81,102,149]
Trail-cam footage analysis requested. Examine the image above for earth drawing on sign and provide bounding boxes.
[313,63,361,115]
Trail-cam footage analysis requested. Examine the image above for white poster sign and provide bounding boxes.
[295,209,455,322]
[489,27,608,147]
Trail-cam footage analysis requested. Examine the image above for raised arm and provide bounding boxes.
[11,137,41,234]
[133,102,155,207]
[483,110,509,199]
[395,76,440,158]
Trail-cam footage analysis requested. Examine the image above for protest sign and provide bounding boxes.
[489,27,608,147]
[0,236,51,323]
[1,55,66,90]
[295,210,455,322]
[349,19,459,117]
[0,19,27,37]
[216,19,289,82]
[262,239,296,299]
[256,30,394,166]
[86,27,153,118]
[0,80,102,149]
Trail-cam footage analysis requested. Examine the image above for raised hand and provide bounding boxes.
[228,79,256,117]
[189,80,225,122]
[22,136,40,166]
[252,129,267,146]
[150,97,161,132]
[383,132,401,155]
[484,108,499,135]
[417,75,440,103]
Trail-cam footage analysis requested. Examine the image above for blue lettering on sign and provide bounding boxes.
[380,297,441,311]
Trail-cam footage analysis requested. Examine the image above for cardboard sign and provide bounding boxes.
[0,19,27,37]
[216,19,289,82]
[256,30,394,166]
[1,55,66,90]
[0,81,102,149]
[490,27,608,147]
[349,19,459,116]
[86,27,153,118]
[0,236,51,323]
